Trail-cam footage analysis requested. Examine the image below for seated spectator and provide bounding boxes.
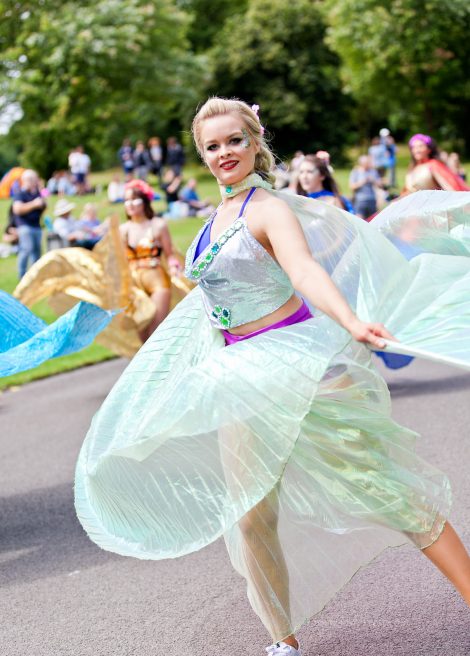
[161,169,182,207]
[108,174,126,203]
[179,178,215,217]
[349,155,382,219]
[0,204,19,257]
[52,199,79,247]
[75,203,107,247]
[46,172,60,195]
[57,171,77,196]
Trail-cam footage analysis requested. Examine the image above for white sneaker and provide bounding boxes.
[265,641,302,655]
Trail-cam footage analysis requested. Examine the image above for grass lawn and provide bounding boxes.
[1,147,465,389]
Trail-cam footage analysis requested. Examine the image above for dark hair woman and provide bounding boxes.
[119,179,183,341]
[297,154,354,212]
[403,134,469,194]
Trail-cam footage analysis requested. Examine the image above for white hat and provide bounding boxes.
[379,128,390,137]
[54,199,76,217]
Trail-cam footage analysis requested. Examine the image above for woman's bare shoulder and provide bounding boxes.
[151,216,166,228]
[254,189,297,223]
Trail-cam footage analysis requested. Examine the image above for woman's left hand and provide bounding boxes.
[347,318,396,349]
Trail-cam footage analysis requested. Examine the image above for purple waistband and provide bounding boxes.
[223,300,312,346]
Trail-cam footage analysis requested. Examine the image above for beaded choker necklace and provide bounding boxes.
[219,172,273,198]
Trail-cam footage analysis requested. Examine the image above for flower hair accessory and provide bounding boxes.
[251,104,265,135]
[124,179,155,201]
[408,133,433,149]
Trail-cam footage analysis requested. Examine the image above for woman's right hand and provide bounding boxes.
[346,317,396,350]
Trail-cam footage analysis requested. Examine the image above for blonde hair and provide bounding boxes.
[192,97,276,185]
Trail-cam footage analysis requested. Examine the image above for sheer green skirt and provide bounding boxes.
[76,191,470,641]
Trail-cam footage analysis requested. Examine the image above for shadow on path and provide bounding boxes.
[388,371,470,398]
[0,482,116,587]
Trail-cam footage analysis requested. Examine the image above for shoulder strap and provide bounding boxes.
[237,187,257,218]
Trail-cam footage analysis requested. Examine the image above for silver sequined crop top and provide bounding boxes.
[184,188,294,329]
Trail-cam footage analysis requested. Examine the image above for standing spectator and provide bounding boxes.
[368,136,389,178]
[118,138,135,181]
[447,152,467,182]
[349,155,382,219]
[134,141,151,180]
[148,137,163,180]
[165,136,185,175]
[68,145,91,195]
[161,169,182,209]
[315,150,333,173]
[12,169,47,278]
[290,150,305,172]
[380,128,397,188]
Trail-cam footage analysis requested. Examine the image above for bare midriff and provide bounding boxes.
[227,293,303,336]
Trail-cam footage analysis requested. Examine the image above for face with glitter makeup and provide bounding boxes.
[200,113,259,186]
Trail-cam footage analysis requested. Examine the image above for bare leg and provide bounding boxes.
[422,521,470,605]
[139,288,171,342]
[235,491,296,644]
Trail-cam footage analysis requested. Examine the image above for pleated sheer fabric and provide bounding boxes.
[0,290,114,377]
[75,191,470,642]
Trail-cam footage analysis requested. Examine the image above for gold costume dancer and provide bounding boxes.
[14,181,192,357]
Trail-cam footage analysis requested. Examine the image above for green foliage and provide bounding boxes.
[206,0,352,159]
[177,0,248,53]
[0,0,206,176]
[324,0,470,148]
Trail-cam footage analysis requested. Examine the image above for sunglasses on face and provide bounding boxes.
[124,198,144,207]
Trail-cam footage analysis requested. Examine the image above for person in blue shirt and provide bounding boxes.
[12,169,47,278]
[179,177,215,216]
[296,154,354,213]
[349,155,383,219]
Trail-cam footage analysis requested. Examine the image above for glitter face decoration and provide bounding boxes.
[242,128,251,149]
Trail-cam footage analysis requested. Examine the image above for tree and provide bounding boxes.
[177,0,248,53]
[0,0,206,175]
[324,0,470,149]
[207,0,352,159]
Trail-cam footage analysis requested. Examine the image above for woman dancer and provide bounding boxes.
[120,180,184,341]
[297,154,354,212]
[14,181,191,357]
[403,134,469,194]
[75,100,470,655]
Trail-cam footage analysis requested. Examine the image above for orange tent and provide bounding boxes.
[0,167,25,199]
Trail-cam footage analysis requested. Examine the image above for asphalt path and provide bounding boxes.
[1,357,469,656]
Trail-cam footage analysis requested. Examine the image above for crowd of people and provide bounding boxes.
[277,130,468,220]
[2,129,469,352]
[117,135,186,181]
